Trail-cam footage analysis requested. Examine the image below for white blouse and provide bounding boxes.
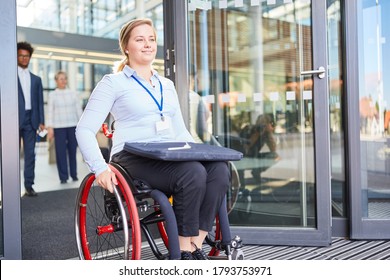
[76,65,194,176]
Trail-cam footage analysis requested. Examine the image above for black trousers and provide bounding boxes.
[111,150,231,236]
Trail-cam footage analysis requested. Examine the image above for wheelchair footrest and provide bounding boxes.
[214,235,245,260]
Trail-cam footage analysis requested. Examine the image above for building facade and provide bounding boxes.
[0,0,389,259]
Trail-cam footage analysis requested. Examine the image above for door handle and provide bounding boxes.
[300,66,326,79]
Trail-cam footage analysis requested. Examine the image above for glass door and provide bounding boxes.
[183,0,331,246]
[349,0,390,239]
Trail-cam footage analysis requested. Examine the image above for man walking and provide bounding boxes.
[17,41,45,197]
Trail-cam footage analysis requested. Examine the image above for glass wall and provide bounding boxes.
[358,0,390,219]
[17,0,164,44]
[29,58,112,106]
[17,0,165,111]
[188,0,317,228]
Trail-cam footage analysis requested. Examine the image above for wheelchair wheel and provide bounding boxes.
[226,161,241,214]
[75,167,142,260]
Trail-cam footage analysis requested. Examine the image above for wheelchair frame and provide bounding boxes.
[74,161,244,260]
[74,123,243,260]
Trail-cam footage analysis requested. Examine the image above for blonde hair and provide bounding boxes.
[55,70,67,80]
[116,18,156,73]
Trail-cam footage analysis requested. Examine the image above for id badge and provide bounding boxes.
[156,116,171,134]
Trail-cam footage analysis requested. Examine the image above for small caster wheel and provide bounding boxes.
[231,249,245,260]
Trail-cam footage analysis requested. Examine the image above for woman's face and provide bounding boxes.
[126,24,157,67]
[55,73,67,89]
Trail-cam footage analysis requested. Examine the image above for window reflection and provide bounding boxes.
[358,0,390,219]
[188,0,317,228]
[16,0,164,45]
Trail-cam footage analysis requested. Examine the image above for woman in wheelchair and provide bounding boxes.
[76,18,233,260]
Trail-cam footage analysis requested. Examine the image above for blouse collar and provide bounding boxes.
[123,65,158,79]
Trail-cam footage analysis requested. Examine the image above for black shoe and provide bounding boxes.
[60,180,67,184]
[25,188,38,197]
[191,243,209,260]
[72,177,78,182]
[181,251,195,260]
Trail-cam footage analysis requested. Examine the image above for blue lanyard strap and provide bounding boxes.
[131,75,164,119]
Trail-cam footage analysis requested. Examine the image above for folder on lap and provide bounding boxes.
[124,142,243,161]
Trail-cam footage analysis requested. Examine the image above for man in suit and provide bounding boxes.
[17,41,45,197]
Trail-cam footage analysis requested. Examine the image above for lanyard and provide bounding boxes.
[131,75,164,120]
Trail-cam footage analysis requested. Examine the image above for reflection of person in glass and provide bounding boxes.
[244,113,279,183]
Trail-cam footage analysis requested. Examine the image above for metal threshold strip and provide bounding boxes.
[68,238,390,260]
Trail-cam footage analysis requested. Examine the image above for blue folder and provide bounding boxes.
[124,142,243,161]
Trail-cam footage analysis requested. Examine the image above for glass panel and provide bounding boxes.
[27,58,113,111]
[188,0,316,228]
[16,0,163,43]
[20,0,165,110]
[327,0,346,217]
[358,0,390,219]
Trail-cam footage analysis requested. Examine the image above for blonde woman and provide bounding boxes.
[47,71,82,184]
[76,19,231,260]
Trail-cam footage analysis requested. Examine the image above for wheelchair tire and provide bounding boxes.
[226,161,241,214]
[75,167,142,260]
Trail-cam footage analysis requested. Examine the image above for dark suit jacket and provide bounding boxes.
[18,72,45,130]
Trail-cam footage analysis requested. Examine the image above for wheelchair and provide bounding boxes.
[74,125,244,260]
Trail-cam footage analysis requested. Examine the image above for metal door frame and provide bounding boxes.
[0,0,22,259]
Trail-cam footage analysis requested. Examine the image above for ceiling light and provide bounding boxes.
[36,46,87,56]
[32,54,74,61]
[75,58,116,65]
[86,52,122,59]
